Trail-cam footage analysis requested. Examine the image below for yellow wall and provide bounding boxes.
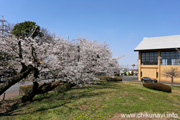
[160,65,180,83]
[141,67,157,79]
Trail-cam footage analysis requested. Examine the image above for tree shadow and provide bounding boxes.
[89,81,122,89]
[0,81,122,116]
[0,99,22,115]
[0,87,111,116]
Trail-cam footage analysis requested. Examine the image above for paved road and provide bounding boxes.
[0,79,56,100]
[2,79,55,93]
[121,76,140,82]
[0,91,19,100]
[121,76,180,86]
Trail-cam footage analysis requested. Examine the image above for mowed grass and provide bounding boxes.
[1,81,180,120]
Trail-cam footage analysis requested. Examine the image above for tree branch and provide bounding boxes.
[0,65,35,96]
[18,41,22,59]
[21,81,64,102]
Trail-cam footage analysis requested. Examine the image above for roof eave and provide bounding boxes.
[134,47,180,52]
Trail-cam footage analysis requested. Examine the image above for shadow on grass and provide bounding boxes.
[90,81,122,90]
[0,82,118,116]
[173,86,180,89]
[0,99,24,115]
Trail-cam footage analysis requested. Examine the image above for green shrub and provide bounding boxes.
[19,84,34,95]
[98,76,112,81]
[143,83,171,93]
[98,76,122,82]
[131,71,134,76]
[124,72,127,76]
[109,77,122,82]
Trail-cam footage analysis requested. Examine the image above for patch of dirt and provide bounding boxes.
[0,91,19,100]
[105,96,110,101]
[139,96,145,101]
[0,99,21,114]
[78,104,89,112]
[78,103,102,112]
[122,91,129,96]
[72,85,80,89]
[172,90,180,96]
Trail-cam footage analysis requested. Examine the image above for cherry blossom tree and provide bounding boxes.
[0,22,51,96]
[0,26,120,101]
[40,37,120,86]
[62,38,119,86]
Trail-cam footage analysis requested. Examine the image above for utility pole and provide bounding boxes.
[132,64,135,80]
[0,16,8,40]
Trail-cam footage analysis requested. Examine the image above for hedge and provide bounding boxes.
[143,83,171,93]
[98,76,112,81]
[98,76,122,82]
[109,77,122,82]
[19,84,34,95]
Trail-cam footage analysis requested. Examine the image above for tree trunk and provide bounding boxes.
[0,65,35,96]
[171,76,174,87]
[21,81,64,102]
[21,81,39,102]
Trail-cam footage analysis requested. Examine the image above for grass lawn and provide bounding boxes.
[1,81,180,120]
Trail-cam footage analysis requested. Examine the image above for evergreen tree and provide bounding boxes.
[131,71,134,76]
[12,21,43,39]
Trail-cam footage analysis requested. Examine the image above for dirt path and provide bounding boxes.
[0,91,19,101]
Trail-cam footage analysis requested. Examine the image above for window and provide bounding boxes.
[161,51,180,65]
[141,52,158,65]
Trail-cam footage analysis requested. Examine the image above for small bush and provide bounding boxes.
[98,76,122,82]
[19,84,33,95]
[109,77,122,82]
[98,76,112,81]
[143,83,171,93]
[131,71,134,76]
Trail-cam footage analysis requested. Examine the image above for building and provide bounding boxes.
[134,35,180,83]
[120,70,125,76]
[133,70,138,76]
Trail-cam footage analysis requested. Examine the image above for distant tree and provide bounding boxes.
[39,27,54,43]
[12,21,43,39]
[7,23,15,34]
[128,72,131,76]
[131,71,134,76]
[124,72,127,76]
[163,67,180,87]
